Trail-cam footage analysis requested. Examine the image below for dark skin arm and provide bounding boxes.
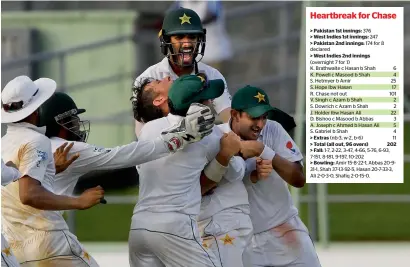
[19,176,82,210]
[271,155,305,188]
[19,176,104,210]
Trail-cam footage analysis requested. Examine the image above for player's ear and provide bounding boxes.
[153,96,166,107]
[231,109,239,121]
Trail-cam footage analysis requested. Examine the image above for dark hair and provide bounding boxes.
[130,77,164,123]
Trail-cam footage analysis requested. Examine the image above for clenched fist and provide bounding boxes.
[220,132,241,158]
[250,158,273,183]
[76,185,105,210]
[256,158,273,179]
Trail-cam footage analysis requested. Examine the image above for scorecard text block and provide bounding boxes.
[306,7,404,183]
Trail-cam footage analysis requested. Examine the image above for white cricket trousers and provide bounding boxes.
[2,234,20,267]
[198,208,253,267]
[243,216,322,267]
[129,212,221,267]
[6,230,99,267]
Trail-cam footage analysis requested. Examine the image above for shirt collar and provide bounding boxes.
[7,122,47,135]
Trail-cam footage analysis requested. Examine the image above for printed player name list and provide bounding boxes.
[306,7,404,183]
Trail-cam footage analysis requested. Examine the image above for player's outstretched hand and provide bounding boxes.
[76,185,105,210]
[256,158,273,180]
[54,142,80,174]
[161,103,215,152]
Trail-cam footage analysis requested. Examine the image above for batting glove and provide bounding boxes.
[161,103,215,152]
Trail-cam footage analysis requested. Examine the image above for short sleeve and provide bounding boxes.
[265,120,303,163]
[18,138,52,183]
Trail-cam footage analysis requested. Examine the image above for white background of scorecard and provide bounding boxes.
[305,7,404,183]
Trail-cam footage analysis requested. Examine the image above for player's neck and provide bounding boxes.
[169,61,194,77]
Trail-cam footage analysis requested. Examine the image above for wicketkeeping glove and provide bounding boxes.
[161,103,215,152]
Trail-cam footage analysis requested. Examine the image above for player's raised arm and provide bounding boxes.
[64,103,214,174]
[40,90,214,175]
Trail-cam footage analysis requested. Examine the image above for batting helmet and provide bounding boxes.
[159,8,207,67]
[38,92,90,142]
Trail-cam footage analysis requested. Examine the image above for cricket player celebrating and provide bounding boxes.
[37,91,215,197]
[1,76,106,267]
[227,85,321,267]
[133,7,232,136]
[198,124,275,267]
[197,88,284,267]
[1,149,75,267]
[129,74,247,267]
[131,73,260,267]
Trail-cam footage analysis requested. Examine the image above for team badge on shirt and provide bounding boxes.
[35,149,48,167]
[286,141,296,154]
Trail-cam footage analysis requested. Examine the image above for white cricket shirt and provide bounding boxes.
[1,159,22,186]
[50,136,171,196]
[134,58,232,136]
[244,120,304,234]
[131,114,234,237]
[1,123,69,244]
[198,123,248,221]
